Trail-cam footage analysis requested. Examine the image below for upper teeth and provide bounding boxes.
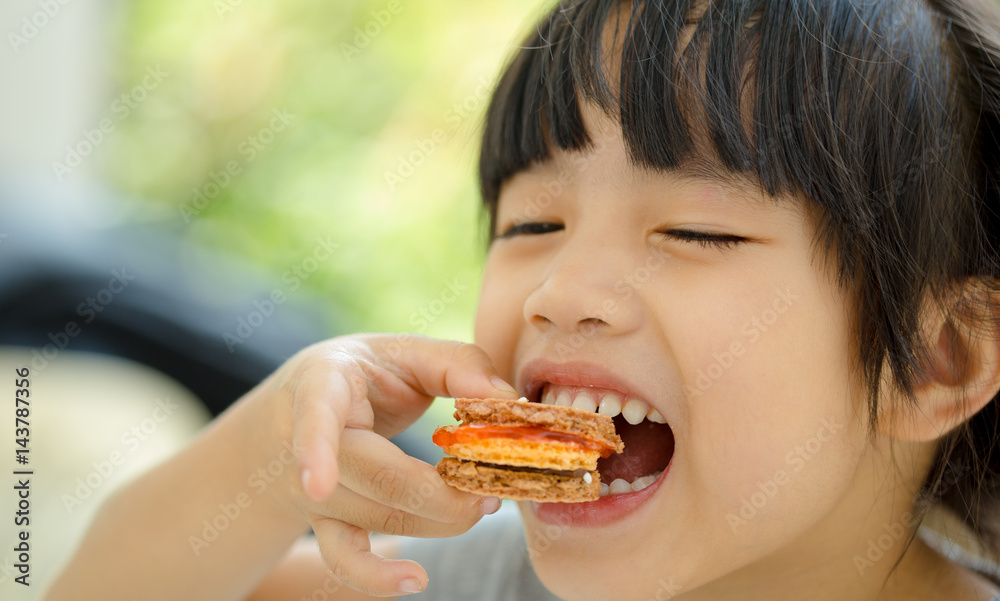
[540,385,666,426]
[598,394,621,417]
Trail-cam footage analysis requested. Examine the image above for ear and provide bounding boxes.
[878,279,1000,442]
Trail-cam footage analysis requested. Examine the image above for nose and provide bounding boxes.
[523,237,643,337]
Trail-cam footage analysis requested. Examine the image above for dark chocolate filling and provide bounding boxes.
[471,460,592,479]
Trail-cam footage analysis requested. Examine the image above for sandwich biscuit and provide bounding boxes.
[433,397,624,502]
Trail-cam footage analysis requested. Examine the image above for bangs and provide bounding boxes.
[479,0,972,281]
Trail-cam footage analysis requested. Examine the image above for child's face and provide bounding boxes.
[473,106,882,600]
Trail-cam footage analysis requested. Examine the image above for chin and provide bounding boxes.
[517,506,693,601]
[527,551,687,601]
[516,500,775,601]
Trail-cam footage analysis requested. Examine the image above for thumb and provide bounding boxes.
[361,335,520,436]
[422,338,521,401]
[368,334,520,400]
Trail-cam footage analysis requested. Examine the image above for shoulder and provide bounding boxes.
[911,528,1000,601]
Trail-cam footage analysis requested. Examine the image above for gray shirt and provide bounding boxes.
[398,504,557,601]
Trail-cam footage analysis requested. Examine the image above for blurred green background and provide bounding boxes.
[102,0,543,338]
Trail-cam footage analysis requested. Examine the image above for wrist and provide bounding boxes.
[234,379,312,532]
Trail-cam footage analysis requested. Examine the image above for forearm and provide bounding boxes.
[42,390,310,601]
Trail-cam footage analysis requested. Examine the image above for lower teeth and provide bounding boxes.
[598,471,663,497]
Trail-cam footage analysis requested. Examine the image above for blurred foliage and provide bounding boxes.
[101,0,547,348]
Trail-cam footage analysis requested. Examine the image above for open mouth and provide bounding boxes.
[533,384,675,497]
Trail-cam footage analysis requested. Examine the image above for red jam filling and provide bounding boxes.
[432,424,616,458]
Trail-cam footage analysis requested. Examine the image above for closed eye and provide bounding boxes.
[497,221,564,239]
[660,229,747,250]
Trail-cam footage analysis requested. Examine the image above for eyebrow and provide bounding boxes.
[535,146,788,210]
[662,156,780,209]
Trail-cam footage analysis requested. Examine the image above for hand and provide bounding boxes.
[247,333,520,597]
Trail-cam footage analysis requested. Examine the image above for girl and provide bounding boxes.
[43,0,1000,600]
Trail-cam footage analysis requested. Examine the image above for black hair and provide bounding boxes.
[478,0,1000,557]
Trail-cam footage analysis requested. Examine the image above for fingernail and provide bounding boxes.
[480,496,501,515]
[398,578,424,594]
[490,375,517,394]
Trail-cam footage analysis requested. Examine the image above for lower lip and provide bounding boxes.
[530,460,672,528]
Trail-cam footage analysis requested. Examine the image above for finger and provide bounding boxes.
[293,368,357,502]
[320,483,484,538]
[337,428,498,523]
[375,335,520,401]
[312,517,427,597]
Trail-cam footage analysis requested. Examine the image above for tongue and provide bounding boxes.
[597,415,674,484]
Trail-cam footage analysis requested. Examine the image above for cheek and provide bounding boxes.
[473,254,525,381]
[677,268,865,542]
